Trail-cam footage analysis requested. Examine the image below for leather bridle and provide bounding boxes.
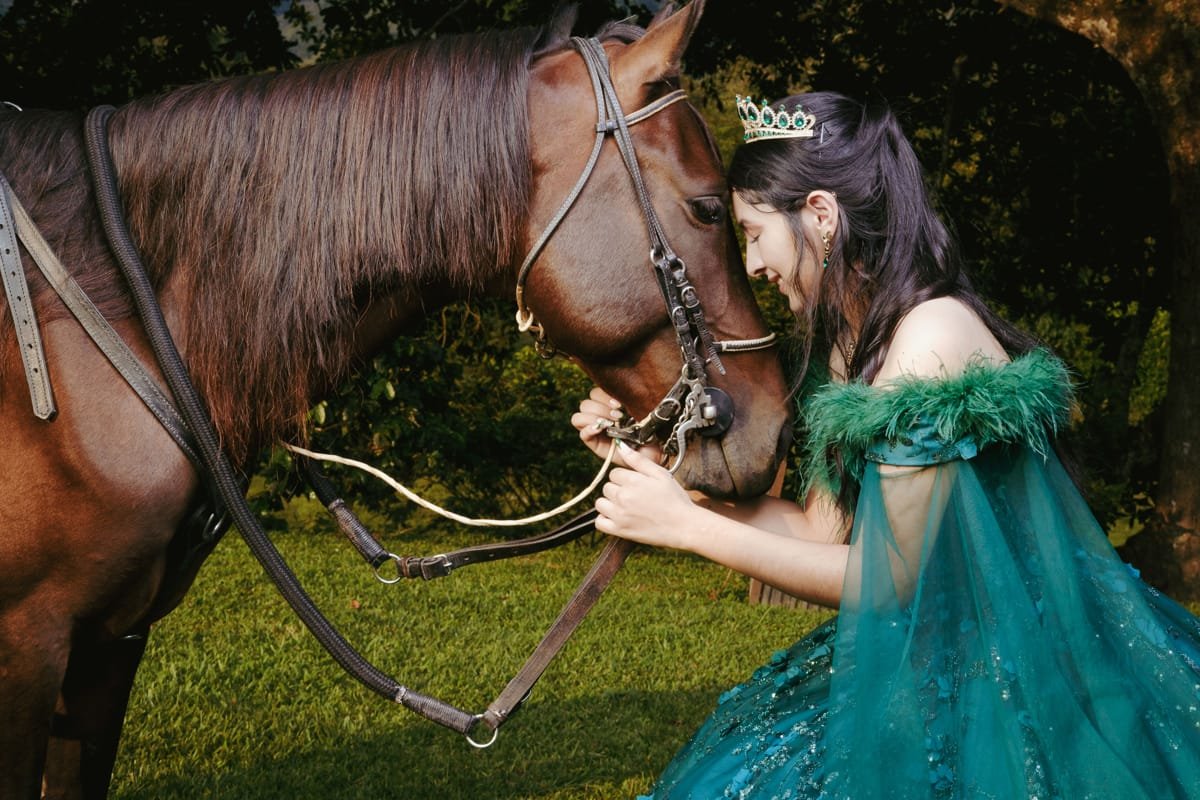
[516,37,776,471]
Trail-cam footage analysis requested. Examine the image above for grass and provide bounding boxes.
[110,526,831,799]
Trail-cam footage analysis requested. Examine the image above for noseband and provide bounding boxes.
[515,37,776,469]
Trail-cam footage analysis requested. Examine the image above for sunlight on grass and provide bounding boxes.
[111,527,830,799]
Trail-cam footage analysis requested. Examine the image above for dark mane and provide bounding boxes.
[97,26,546,460]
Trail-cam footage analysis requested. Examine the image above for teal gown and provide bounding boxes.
[640,350,1200,799]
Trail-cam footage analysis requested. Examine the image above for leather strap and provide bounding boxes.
[0,173,56,420]
[5,178,201,467]
[396,510,598,580]
[618,89,686,128]
[300,447,600,576]
[478,536,635,735]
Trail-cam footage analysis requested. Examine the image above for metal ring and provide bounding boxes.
[465,716,500,749]
[373,553,404,585]
[2,101,23,112]
[652,397,681,422]
[669,257,687,281]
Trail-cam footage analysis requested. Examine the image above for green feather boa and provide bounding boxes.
[800,348,1073,494]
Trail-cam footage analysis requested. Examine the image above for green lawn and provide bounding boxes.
[110,526,830,799]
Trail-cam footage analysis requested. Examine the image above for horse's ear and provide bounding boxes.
[536,3,579,54]
[613,0,704,89]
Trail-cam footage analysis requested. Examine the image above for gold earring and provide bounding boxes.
[821,230,832,271]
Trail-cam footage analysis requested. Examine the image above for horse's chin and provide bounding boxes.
[677,437,781,500]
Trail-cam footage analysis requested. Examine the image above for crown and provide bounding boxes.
[735,95,817,142]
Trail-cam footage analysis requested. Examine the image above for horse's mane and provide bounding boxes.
[104,24,553,461]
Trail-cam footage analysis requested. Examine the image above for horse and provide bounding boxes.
[0,2,790,797]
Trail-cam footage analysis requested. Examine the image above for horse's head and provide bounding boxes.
[520,1,790,498]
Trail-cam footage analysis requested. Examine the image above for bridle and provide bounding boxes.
[515,37,776,471]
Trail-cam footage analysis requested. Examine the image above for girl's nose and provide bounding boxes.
[744,245,765,278]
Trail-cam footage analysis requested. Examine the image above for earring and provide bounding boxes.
[821,230,832,271]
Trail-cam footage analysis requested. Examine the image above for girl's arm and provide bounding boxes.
[597,445,848,608]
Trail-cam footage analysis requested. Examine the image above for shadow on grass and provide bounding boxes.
[113,688,721,800]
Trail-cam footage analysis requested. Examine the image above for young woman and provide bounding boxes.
[573,91,1200,798]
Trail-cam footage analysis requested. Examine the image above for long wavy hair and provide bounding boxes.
[729,91,1038,386]
[729,91,1043,510]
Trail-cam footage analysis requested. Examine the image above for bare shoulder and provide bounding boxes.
[874,297,1009,384]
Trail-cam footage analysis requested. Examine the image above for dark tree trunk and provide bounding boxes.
[998,0,1200,598]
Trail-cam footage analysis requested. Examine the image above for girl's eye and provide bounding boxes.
[747,234,760,245]
[689,195,726,225]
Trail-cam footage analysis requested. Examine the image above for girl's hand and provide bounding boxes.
[594,443,696,550]
[571,386,626,461]
[570,387,663,465]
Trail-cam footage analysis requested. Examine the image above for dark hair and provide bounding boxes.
[730,91,1044,513]
[729,91,1038,387]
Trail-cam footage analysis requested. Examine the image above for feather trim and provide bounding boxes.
[801,349,1073,494]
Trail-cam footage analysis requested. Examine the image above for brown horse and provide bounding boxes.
[0,2,789,797]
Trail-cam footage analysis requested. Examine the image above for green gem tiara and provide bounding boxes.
[736,95,817,142]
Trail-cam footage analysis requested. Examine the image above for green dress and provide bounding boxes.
[640,350,1200,799]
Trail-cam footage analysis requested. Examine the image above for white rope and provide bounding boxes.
[284,439,616,527]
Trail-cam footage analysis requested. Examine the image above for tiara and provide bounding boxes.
[735,95,817,142]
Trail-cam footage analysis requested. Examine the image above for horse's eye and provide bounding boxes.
[689,196,726,226]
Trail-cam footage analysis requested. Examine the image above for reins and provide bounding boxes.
[285,441,614,529]
[284,441,616,587]
[83,103,615,745]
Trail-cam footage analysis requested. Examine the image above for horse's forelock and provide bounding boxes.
[593,19,646,44]
[534,4,652,54]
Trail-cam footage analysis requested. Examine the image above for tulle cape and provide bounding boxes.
[641,350,1200,799]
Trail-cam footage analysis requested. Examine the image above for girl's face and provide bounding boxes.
[732,194,820,314]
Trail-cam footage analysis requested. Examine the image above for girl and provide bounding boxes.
[573,91,1200,798]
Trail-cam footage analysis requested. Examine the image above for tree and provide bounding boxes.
[0,0,295,109]
[996,0,1200,598]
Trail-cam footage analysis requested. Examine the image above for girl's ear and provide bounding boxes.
[805,190,840,234]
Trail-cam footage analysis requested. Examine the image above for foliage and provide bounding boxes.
[110,528,831,799]
[252,299,598,536]
[280,0,654,64]
[0,0,294,108]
